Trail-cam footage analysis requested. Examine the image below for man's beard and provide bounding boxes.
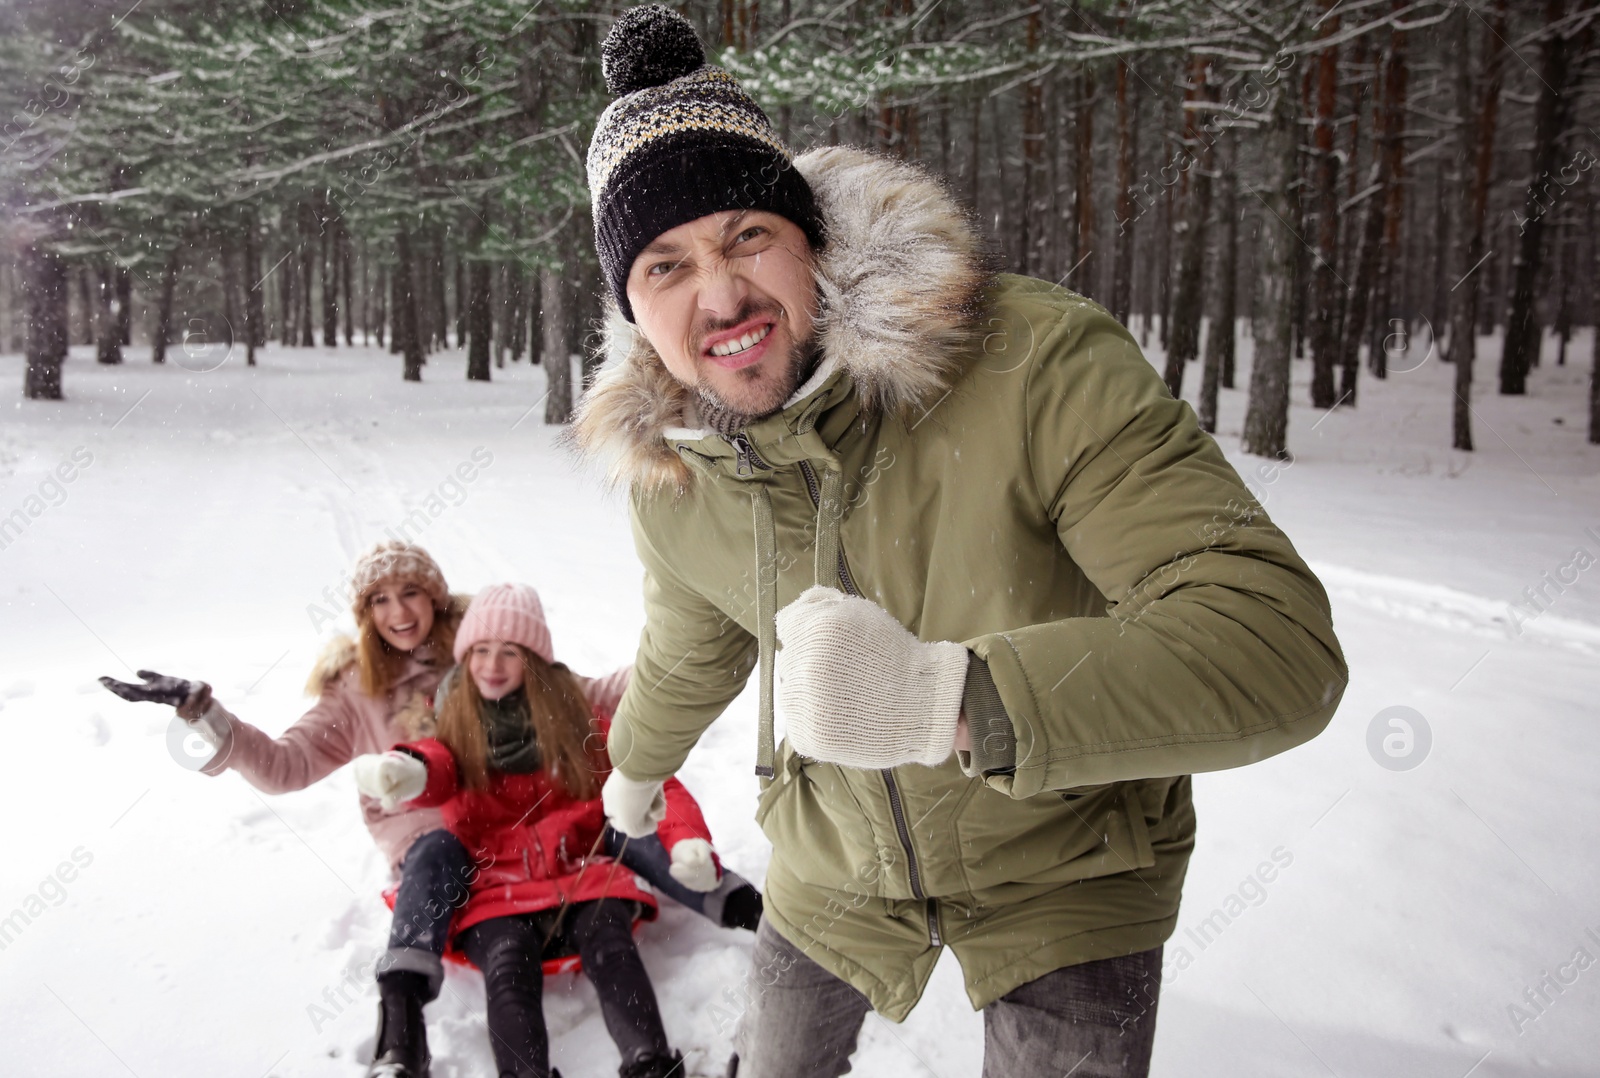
[693,311,823,438]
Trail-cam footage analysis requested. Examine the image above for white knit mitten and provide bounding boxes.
[668,838,720,892]
[351,751,427,810]
[775,586,969,769]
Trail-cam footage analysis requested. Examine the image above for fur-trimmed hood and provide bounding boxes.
[572,145,994,494]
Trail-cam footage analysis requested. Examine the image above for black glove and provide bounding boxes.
[100,669,201,708]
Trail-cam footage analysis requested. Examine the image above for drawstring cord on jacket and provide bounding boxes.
[751,457,846,779]
[752,485,779,779]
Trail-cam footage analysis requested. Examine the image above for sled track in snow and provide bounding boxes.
[1312,561,1600,655]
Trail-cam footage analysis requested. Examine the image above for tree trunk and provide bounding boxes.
[279,236,295,347]
[1479,227,1502,336]
[1591,220,1600,443]
[430,227,449,353]
[509,259,527,363]
[77,266,94,346]
[965,95,981,221]
[321,216,337,347]
[244,215,263,365]
[23,244,68,400]
[299,203,315,348]
[991,93,1011,269]
[375,263,387,349]
[542,262,571,423]
[341,223,355,347]
[1339,28,1402,409]
[1111,34,1137,325]
[394,227,425,382]
[1551,214,1573,367]
[467,254,492,382]
[1165,58,1213,396]
[389,256,401,354]
[1369,14,1408,380]
[1242,90,1298,459]
[454,255,468,348]
[152,246,181,365]
[96,267,123,365]
[1335,33,1367,372]
[1200,143,1238,432]
[1157,93,1175,351]
[1019,9,1045,278]
[1448,0,1505,453]
[1428,161,1450,345]
[527,269,542,366]
[222,238,240,366]
[1501,0,1572,395]
[577,249,604,387]
[1309,4,1342,408]
[1165,165,1211,395]
[115,265,131,348]
[1073,63,1096,296]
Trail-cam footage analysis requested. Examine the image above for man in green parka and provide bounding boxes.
[577,8,1347,1077]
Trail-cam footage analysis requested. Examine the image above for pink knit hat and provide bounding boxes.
[453,584,554,665]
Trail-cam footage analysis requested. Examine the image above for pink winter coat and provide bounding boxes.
[191,634,630,871]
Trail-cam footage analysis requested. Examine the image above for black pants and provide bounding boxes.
[384,829,475,1000]
[458,899,671,1078]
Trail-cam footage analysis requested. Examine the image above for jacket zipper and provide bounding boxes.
[729,431,771,476]
[797,460,862,596]
[796,458,928,911]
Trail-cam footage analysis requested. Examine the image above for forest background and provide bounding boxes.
[2,0,1598,454]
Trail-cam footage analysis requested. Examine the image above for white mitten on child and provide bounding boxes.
[351,751,427,810]
[668,838,720,892]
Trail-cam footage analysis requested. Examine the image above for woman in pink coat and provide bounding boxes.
[101,541,630,1076]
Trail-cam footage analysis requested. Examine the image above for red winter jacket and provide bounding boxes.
[399,714,711,939]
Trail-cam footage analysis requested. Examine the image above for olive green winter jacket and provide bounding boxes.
[573,145,1347,1019]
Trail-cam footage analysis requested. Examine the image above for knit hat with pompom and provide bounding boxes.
[587,4,826,322]
[453,583,555,666]
[349,540,449,617]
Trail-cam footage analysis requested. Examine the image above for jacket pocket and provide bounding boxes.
[1115,784,1156,871]
[759,753,887,895]
[753,742,805,828]
[1057,781,1114,803]
[1056,784,1156,873]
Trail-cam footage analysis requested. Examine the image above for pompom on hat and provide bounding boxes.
[349,541,449,617]
[587,4,826,322]
[453,584,555,666]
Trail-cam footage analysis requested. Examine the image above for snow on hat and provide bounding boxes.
[453,583,554,666]
[349,540,449,617]
[586,3,826,322]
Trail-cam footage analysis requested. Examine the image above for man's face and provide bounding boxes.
[626,209,819,422]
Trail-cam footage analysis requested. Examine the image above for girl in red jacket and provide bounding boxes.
[353,584,741,1078]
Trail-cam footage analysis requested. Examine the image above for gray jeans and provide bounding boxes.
[730,920,1161,1078]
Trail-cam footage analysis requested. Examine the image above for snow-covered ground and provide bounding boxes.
[1,323,1596,1078]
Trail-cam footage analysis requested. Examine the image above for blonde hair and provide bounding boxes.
[354,594,461,697]
[435,646,600,798]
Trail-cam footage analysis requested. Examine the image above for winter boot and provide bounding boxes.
[619,1049,685,1078]
[720,884,763,932]
[367,972,431,1078]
